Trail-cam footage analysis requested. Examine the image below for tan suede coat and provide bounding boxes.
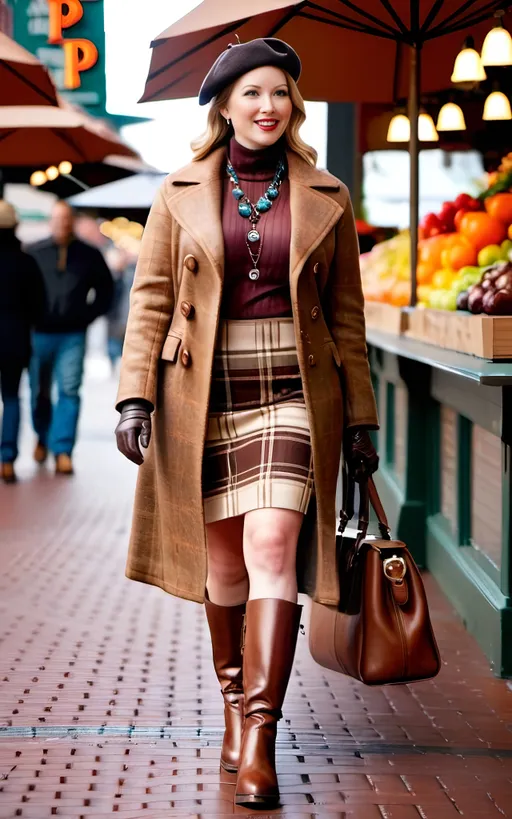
[117,146,378,606]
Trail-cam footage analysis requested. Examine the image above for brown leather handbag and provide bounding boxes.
[309,468,441,685]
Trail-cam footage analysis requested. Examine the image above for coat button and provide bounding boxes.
[308,354,316,367]
[180,301,195,319]
[181,349,192,368]
[311,306,320,320]
[313,262,321,275]
[184,254,198,273]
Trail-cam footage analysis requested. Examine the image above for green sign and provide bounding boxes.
[9,0,107,115]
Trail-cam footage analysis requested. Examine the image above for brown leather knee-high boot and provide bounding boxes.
[235,598,302,808]
[204,597,246,773]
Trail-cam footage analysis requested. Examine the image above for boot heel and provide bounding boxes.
[235,793,279,807]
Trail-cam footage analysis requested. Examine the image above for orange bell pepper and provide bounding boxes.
[484,193,512,226]
[459,212,507,251]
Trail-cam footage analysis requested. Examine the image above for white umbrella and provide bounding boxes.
[68,173,166,210]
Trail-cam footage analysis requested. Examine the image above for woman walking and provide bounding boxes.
[115,38,378,809]
[0,202,45,484]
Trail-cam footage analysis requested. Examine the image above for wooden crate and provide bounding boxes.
[406,308,512,360]
[364,301,409,335]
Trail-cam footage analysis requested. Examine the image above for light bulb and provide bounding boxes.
[45,165,59,181]
[387,114,410,142]
[436,102,466,131]
[483,91,512,120]
[481,25,512,65]
[451,39,487,82]
[30,171,47,186]
[418,113,439,141]
[58,160,73,175]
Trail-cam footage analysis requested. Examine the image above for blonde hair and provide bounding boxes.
[191,72,317,166]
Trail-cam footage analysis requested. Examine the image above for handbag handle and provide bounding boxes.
[339,464,391,542]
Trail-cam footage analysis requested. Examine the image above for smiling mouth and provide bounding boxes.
[255,119,279,128]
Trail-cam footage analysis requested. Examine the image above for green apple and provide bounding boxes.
[459,266,483,288]
[451,277,470,295]
[439,291,458,311]
[428,290,441,309]
[478,244,503,267]
[501,239,512,261]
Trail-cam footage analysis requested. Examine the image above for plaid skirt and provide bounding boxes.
[203,317,314,523]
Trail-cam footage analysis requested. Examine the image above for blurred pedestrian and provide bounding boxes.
[27,201,114,475]
[115,39,378,809]
[105,246,135,373]
[0,201,45,484]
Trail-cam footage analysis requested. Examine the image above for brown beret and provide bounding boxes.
[199,38,301,106]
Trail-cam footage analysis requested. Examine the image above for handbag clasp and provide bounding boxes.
[383,554,406,584]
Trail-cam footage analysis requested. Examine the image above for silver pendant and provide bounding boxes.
[247,229,260,243]
[249,269,260,281]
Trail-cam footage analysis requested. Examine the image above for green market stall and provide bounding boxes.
[367,325,512,677]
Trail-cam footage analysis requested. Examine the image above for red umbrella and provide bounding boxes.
[0,106,138,166]
[0,30,58,106]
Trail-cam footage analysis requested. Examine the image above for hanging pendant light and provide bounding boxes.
[418,112,439,141]
[387,113,410,142]
[436,102,466,131]
[30,171,47,187]
[483,90,512,120]
[386,112,439,143]
[481,10,512,65]
[451,36,487,82]
[58,161,73,175]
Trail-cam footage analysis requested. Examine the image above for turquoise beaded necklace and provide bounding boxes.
[226,156,286,281]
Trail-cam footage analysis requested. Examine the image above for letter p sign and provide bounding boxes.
[48,0,84,44]
[63,39,99,90]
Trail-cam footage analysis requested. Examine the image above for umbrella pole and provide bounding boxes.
[408,42,421,308]
[63,173,90,192]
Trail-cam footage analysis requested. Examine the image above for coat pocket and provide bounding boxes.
[326,340,341,368]
[161,332,182,363]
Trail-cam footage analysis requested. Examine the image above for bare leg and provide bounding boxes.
[243,508,304,602]
[206,515,249,606]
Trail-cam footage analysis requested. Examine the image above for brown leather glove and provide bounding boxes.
[344,427,379,482]
[115,400,152,465]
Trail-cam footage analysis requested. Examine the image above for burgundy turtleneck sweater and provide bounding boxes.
[221,137,292,319]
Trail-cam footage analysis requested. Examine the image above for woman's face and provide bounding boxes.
[221,65,292,151]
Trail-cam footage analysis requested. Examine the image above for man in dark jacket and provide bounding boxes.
[0,201,46,484]
[27,201,113,474]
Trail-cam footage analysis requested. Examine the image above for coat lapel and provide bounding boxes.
[165,147,226,280]
[163,146,343,285]
[287,150,343,284]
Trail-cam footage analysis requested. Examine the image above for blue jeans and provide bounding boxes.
[29,331,86,456]
[0,364,24,463]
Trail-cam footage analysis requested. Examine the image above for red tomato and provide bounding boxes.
[439,201,457,230]
[454,193,472,209]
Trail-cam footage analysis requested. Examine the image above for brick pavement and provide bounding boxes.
[1,366,512,818]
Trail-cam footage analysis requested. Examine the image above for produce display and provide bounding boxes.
[361,152,512,315]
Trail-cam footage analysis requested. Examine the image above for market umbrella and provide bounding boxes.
[0,154,154,196]
[141,0,504,105]
[0,105,139,166]
[140,0,507,303]
[67,172,167,211]
[0,30,58,106]
[67,172,167,221]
